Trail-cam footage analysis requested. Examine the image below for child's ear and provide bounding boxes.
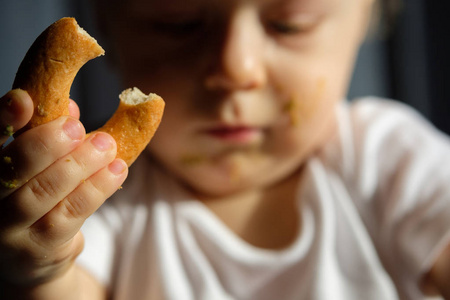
[366,0,403,41]
[356,0,378,44]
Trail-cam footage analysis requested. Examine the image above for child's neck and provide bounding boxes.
[200,168,303,250]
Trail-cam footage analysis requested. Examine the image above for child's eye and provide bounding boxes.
[268,21,305,34]
[266,15,320,35]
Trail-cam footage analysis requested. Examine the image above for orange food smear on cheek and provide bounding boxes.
[284,77,328,127]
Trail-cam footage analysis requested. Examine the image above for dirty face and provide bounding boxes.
[106,0,373,197]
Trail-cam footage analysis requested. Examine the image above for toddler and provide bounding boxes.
[1,0,449,299]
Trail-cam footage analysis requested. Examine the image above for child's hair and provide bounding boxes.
[94,0,402,27]
[380,0,403,23]
[372,0,403,37]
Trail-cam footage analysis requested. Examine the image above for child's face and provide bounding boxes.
[107,0,373,197]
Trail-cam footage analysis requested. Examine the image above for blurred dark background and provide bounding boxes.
[0,0,449,134]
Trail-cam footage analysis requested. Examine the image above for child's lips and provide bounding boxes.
[203,125,263,143]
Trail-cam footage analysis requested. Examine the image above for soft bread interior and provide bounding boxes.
[119,87,158,105]
[75,21,104,56]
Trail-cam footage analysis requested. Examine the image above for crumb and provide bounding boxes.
[2,156,14,171]
[80,179,86,184]
[65,159,71,162]
[3,124,14,136]
[0,178,18,189]
[3,156,12,164]
[37,103,48,117]
[118,186,123,190]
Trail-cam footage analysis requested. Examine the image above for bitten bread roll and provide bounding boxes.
[12,17,165,166]
[97,88,164,166]
[13,17,105,129]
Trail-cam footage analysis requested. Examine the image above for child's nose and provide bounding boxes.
[205,7,267,91]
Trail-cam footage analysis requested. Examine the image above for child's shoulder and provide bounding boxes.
[318,96,450,184]
[340,96,446,144]
[346,96,426,125]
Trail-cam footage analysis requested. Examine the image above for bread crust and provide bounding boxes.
[13,17,105,130]
[98,88,165,166]
[12,17,164,166]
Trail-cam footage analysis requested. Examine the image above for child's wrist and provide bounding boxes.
[0,264,79,300]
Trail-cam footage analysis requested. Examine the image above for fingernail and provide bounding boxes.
[91,133,114,151]
[63,118,84,140]
[108,159,127,175]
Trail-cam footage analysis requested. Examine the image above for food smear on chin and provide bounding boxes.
[180,154,207,166]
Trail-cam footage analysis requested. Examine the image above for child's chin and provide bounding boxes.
[181,165,269,199]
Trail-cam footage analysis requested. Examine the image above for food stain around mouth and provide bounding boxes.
[283,96,300,127]
[179,154,207,166]
[283,77,327,127]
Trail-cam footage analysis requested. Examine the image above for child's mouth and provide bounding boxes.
[204,126,263,144]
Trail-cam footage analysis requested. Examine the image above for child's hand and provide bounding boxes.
[0,89,128,289]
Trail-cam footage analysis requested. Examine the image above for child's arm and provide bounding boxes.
[0,89,127,299]
[422,242,450,299]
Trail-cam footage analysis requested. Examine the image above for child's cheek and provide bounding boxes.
[282,77,328,128]
[272,75,339,162]
[277,76,329,132]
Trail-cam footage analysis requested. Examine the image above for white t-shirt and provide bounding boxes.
[77,98,450,300]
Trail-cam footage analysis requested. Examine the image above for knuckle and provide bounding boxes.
[66,152,88,172]
[27,134,51,157]
[28,226,53,252]
[28,217,72,255]
[62,196,88,219]
[27,174,60,201]
[62,178,104,220]
[17,120,70,161]
[62,191,92,220]
[27,211,74,253]
[67,142,113,173]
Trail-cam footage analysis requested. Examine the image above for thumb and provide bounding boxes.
[0,89,33,146]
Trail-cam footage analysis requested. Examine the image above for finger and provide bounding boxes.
[68,99,80,119]
[0,89,33,146]
[29,158,128,249]
[0,132,117,229]
[0,116,85,199]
